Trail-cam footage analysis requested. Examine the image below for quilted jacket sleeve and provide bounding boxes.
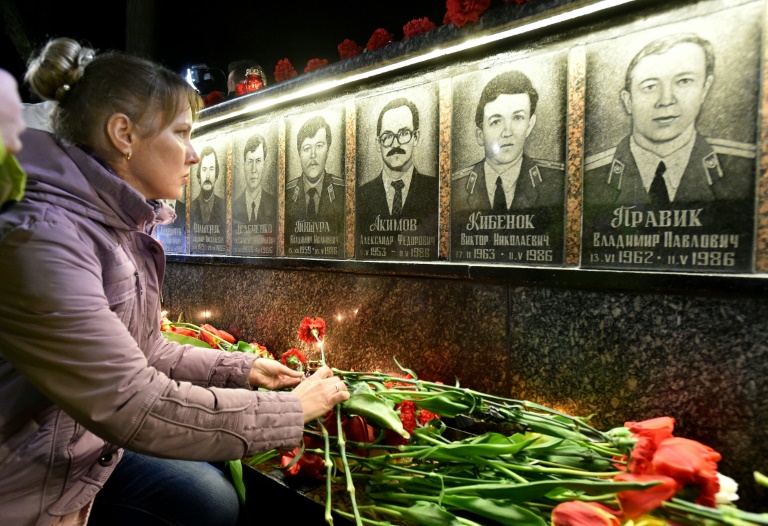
[0,212,304,460]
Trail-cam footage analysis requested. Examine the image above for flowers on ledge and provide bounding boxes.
[338,38,363,60]
[304,58,329,73]
[211,0,538,99]
[403,17,437,39]
[273,58,297,83]
[366,28,394,52]
[160,313,767,524]
[443,0,492,27]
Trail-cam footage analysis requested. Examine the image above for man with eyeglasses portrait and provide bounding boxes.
[356,97,439,260]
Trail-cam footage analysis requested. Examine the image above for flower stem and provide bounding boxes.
[317,418,334,525]
[336,409,363,526]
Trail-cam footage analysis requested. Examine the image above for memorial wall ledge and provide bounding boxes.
[165,254,768,298]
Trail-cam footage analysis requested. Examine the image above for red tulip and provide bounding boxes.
[552,500,621,526]
[169,326,197,338]
[198,324,219,347]
[625,417,675,475]
[614,473,679,519]
[280,447,301,476]
[343,415,377,444]
[652,437,721,507]
[217,329,236,344]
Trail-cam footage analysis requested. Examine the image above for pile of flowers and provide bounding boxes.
[247,363,768,526]
[161,315,768,525]
[160,315,273,359]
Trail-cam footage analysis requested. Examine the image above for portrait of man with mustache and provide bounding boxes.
[190,143,227,254]
[356,95,439,260]
[285,113,345,257]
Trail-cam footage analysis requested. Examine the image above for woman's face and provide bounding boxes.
[127,107,199,200]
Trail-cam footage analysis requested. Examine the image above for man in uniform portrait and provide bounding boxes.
[584,33,755,206]
[233,133,275,225]
[452,69,564,216]
[285,114,345,257]
[357,97,438,226]
[190,145,225,226]
[285,115,344,233]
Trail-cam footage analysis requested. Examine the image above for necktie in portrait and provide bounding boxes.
[493,175,506,212]
[649,161,669,206]
[391,179,404,216]
[307,188,318,218]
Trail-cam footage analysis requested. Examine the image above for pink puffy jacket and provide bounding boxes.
[0,130,304,525]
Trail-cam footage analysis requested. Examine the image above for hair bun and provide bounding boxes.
[25,37,97,103]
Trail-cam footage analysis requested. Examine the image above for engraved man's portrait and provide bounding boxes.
[356,87,439,261]
[284,109,345,257]
[190,139,228,254]
[584,33,756,207]
[451,56,567,265]
[232,124,278,256]
[582,2,760,272]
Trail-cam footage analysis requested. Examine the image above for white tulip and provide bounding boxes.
[715,473,739,504]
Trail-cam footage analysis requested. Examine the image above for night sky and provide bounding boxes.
[2,0,451,101]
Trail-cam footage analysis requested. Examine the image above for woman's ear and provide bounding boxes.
[106,113,134,158]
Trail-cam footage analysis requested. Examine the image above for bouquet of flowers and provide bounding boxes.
[161,315,768,525]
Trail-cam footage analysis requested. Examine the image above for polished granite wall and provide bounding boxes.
[163,261,768,511]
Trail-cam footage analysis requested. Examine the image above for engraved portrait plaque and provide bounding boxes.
[355,85,440,261]
[231,122,278,257]
[581,2,761,272]
[450,53,568,265]
[190,136,228,255]
[284,107,346,258]
[154,196,187,254]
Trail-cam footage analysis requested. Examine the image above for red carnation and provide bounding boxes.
[274,58,297,83]
[443,0,491,28]
[298,316,326,344]
[366,28,393,52]
[304,58,329,73]
[338,38,363,60]
[385,400,417,445]
[417,408,440,426]
[280,348,307,371]
[403,17,437,39]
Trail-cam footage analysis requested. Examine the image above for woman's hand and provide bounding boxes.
[292,365,349,423]
[248,358,303,390]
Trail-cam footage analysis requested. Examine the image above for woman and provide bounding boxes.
[0,38,350,526]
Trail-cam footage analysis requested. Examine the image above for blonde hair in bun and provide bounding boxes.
[22,37,203,151]
[25,37,95,103]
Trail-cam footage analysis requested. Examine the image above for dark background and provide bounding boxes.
[1,0,450,101]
